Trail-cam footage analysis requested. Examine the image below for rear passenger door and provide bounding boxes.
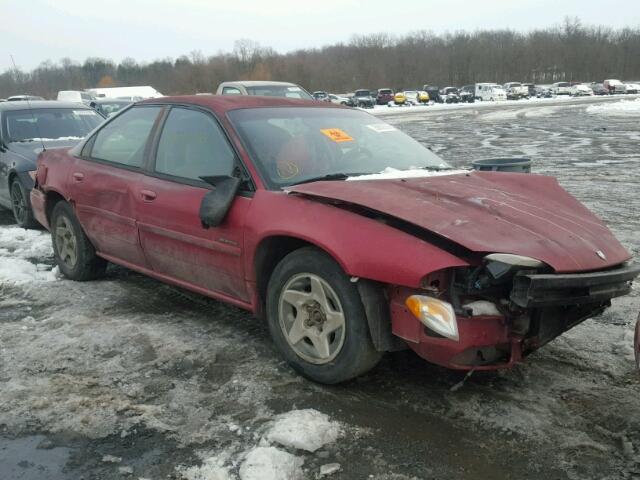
[69,105,162,268]
[136,106,251,301]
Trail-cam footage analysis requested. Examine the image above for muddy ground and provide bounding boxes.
[1,96,639,479]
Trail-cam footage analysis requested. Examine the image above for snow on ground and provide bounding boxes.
[586,97,640,115]
[0,226,57,284]
[239,447,304,480]
[265,409,341,453]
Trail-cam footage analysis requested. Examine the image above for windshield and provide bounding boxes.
[3,108,103,143]
[228,107,451,189]
[379,89,392,94]
[245,85,312,100]
[97,102,129,116]
[355,90,370,97]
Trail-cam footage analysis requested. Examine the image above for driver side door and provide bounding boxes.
[136,106,251,302]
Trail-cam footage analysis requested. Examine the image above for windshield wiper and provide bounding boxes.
[289,173,366,186]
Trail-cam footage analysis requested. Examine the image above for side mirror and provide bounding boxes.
[199,175,241,228]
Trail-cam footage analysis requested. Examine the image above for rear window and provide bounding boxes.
[379,89,392,94]
[3,108,103,143]
[245,85,312,100]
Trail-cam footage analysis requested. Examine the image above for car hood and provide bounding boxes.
[9,139,83,162]
[288,171,631,273]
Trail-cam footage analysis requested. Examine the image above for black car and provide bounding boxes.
[459,85,475,103]
[423,85,442,103]
[352,89,375,108]
[93,98,132,117]
[440,87,460,103]
[591,83,609,95]
[0,101,104,227]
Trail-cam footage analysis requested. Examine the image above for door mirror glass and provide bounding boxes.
[199,176,241,228]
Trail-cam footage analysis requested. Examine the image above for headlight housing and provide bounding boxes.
[483,253,547,279]
[405,295,458,341]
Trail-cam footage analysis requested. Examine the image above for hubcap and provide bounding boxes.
[278,273,346,364]
[55,215,78,268]
[10,183,26,224]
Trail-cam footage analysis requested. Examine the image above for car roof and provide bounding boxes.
[219,81,300,87]
[0,100,95,111]
[140,95,345,115]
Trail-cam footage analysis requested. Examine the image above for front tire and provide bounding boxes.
[10,179,37,228]
[266,247,382,384]
[51,201,107,281]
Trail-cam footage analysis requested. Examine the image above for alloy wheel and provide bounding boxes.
[278,273,346,364]
[55,215,78,269]
[10,182,26,225]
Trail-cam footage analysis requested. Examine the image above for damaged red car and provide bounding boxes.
[31,96,640,384]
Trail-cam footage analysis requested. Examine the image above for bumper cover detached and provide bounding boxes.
[510,263,640,308]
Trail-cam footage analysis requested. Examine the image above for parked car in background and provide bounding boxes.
[403,91,419,105]
[87,86,163,100]
[328,94,350,105]
[31,95,640,384]
[312,91,330,102]
[535,85,553,98]
[416,91,430,104]
[0,101,104,227]
[423,85,442,103]
[603,79,625,94]
[7,95,45,101]
[550,82,572,96]
[475,83,506,101]
[459,85,475,103]
[376,88,394,105]
[352,89,375,108]
[217,81,313,100]
[504,82,529,99]
[440,87,460,103]
[523,83,536,98]
[570,84,594,96]
[57,90,96,106]
[93,98,133,117]
[392,91,408,106]
[624,82,640,94]
[590,83,609,95]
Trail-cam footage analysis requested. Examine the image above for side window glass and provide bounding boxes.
[91,106,161,167]
[155,107,235,181]
[222,87,242,95]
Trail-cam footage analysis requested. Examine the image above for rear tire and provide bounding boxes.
[10,179,37,229]
[266,247,382,384]
[50,201,107,281]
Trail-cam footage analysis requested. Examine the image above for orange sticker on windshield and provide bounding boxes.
[320,128,353,143]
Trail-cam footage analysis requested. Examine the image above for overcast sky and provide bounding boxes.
[3,0,638,72]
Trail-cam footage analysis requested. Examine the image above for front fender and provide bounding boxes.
[244,191,469,288]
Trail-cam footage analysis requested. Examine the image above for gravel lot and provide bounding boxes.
[1,96,639,480]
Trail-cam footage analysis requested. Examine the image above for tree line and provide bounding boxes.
[2,18,639,99]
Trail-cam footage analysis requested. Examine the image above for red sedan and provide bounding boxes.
[31,95,639,383]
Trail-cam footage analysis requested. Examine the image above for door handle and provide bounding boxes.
[72,172,84,181]
[140,189,157,201]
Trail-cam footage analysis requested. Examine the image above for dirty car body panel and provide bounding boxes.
[31,95,639,379]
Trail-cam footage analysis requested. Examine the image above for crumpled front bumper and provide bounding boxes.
[389,263,640,371]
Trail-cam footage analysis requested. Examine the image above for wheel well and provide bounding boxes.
[45,191,65,223]
[254,236,314,312]
[8,172,17,189]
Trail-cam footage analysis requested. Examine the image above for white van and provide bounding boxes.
[57,90,96,105]
[475,83,507,101]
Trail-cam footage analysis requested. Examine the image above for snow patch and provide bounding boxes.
[347,167,468,181]
[239,447,303,480]
[265,409,341,453]
[0,226,56,285]
[178,455,233,480]
[586,98,640,115]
